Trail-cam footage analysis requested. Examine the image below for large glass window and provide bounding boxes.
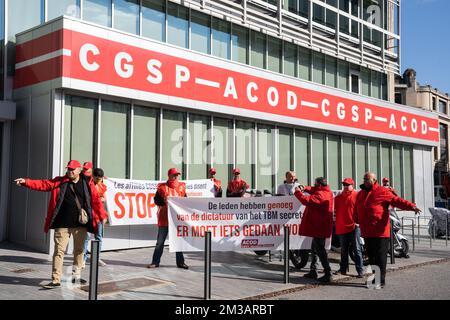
[361,68,370,96]
[439,100,448,114]
[313,0,337,29]
[403,145,414,201]
[83,0,112,27]
[168,2,188,48]
[342,137,355,182]
[381,142,391,182]
[338,60,349,91]
[312,52,324,84]
[299,47,311,81]
[393,144,403,197]
[267,36,282,73]
[283,42,297,77]
[10,1,42,38]
[250,31,266,69]
[213,118,233,190]
[191,11,211,54]
[132,106,159,180]
[295,130,310,185]
[100,101,130,178]
[328,134,340,190]
[369,140,380,178]
[189,114,210,179]
[325,56,337,88]
[371,70,381,99]
[142,0,166,42]
[114,0,139,35]
[231,24,248,64]
[47,0,79,20]
[64,96,97,167]
[356,139,367,183]
[311,132,325,179]
[257,125,274,192]
[162,110,185,178]
[277,127,293,187]
[235,120,254,188]
[212,18,230,59]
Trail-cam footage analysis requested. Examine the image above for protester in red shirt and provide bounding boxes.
[148,168,188,269]
[382,177,398,196]
[226,168,249,197]
[334,178,364,277]
[208,168,222,198]
[82,161,93,179]
[83,167,108,268]
[294,177,334,283]
[356,172,421,288]
[14,160,107,289]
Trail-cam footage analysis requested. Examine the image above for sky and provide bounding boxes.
[401,0,450,94]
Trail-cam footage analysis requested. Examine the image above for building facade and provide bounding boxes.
[1,0,438,253]
[395,68,450,204]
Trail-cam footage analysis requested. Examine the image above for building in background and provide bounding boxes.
[0,0,438,253]
[395,68,450,204]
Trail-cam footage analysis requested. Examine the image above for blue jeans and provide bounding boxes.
[151,227,184,266]
[84,222,103,263]
[339,226,364,274]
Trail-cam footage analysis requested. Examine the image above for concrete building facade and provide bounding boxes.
[0,0,439,254]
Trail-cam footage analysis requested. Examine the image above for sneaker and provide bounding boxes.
[71,277,87,284]
[147,264,159,268]
[333,270,347,276]
[317,274,333,283]
[42,281,61,289]
[177,263,189,270]
[356,273,365,278]
[303,271,318,279]
[98,259,107,267]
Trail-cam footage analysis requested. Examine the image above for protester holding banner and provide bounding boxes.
[83,168,108,268]
[14,160,107,289]
[148,168,189,269]
[226,168,249,197]
[208,168,222,198]
[334,178,364,277]
[356,172,421,288]
[294,177,334,283]
[276,171,300,196]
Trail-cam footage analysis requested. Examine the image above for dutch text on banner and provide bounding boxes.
[168,196,331,252]
[104,178,215,226]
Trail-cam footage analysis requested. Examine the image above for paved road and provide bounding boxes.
[270,260,450,300]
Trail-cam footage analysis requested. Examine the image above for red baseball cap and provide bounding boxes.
[209,168,217,175]
[342,178,355,185]
[168,168,181,176]
[233,168,240,175]
[382,178,389,183]
[83,162,93,170]
[66,160,81,170]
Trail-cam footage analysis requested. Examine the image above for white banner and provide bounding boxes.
[168,196,331,252]
[104,178,215,226]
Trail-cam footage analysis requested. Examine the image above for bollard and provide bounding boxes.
[268,250,272,262]
[88,240,100,300]
[204,231,212,300]
[284,226,290,284]
[390,223,395,264]
[417,216,420,243]
[445,214,449,246]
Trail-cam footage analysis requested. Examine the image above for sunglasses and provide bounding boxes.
[342,183,351,187]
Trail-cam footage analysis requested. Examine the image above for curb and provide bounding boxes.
[240,257,450,300]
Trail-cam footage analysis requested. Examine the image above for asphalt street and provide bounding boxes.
[270,260,450,300]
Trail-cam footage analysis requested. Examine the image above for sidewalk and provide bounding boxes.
[0,237,449,300]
